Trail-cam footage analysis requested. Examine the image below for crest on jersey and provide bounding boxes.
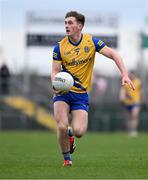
[84,46,90,53]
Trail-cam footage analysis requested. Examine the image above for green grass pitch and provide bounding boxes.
[0,131,148,179]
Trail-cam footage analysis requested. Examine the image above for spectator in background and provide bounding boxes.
[90,73,107,104]
[0,63,10,95]
[120,70,142,137]
[96,76,107,96]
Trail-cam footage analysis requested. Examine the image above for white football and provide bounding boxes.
[52,72,74,91]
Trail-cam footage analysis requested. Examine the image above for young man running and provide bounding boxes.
[51,11,134,166]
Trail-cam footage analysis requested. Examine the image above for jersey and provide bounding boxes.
[123,78,142,105]
[53,33,106,93]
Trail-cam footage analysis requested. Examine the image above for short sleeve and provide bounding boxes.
[92,37,106,52]
[53,43,62,61]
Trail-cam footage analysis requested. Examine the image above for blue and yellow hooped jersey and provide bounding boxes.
[53,33,106,93]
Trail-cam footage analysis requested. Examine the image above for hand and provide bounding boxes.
[122,76,135,90]
[52,86,68,95]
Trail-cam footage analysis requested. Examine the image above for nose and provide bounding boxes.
[65,24,69,29]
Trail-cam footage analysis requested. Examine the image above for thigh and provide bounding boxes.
[71,110,88,131]
[54,101,70,124]
[132,106,141,117]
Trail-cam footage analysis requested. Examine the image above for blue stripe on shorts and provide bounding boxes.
[53,91,89,112]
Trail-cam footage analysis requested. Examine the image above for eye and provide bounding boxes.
[68,21,73,25]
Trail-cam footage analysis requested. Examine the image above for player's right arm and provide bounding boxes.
[51,43,62,81]
[52,43,66,94]
[51,61,61,81]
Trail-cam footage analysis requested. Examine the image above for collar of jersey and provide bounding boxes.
[68,34,83,46]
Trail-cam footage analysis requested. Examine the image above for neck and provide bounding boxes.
[68,33,82,44]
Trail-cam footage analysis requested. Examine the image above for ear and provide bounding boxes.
[78,23,83,30]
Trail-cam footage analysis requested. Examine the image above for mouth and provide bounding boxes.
[66,29,70,34]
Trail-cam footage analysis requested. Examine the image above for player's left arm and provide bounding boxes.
[100,46,135,90]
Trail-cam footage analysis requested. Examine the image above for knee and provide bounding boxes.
[56,121,68,133]
[74,128,86,138]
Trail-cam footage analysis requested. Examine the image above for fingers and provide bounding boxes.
[129,82,135,90]
[56,91,66,95]
[125,80,135,90]
[53,88,68,95]
[122,79,135,90]
[54,90,63,95]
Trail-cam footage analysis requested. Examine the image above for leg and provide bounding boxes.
[127,106,141,136]
[54,101,70,153]
[130,106,140,131]
[126,111,132,132]
[71,110,88,138]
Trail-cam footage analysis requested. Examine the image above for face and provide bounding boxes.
[65,17,82,37]
[129,72,136,80]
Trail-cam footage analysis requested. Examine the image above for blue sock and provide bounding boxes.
[63,151,71,161]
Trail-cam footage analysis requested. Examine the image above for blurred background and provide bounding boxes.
[0,0,148,132]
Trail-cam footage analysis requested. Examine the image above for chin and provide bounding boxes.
[66,31,72,36]
[66,33,71,36]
